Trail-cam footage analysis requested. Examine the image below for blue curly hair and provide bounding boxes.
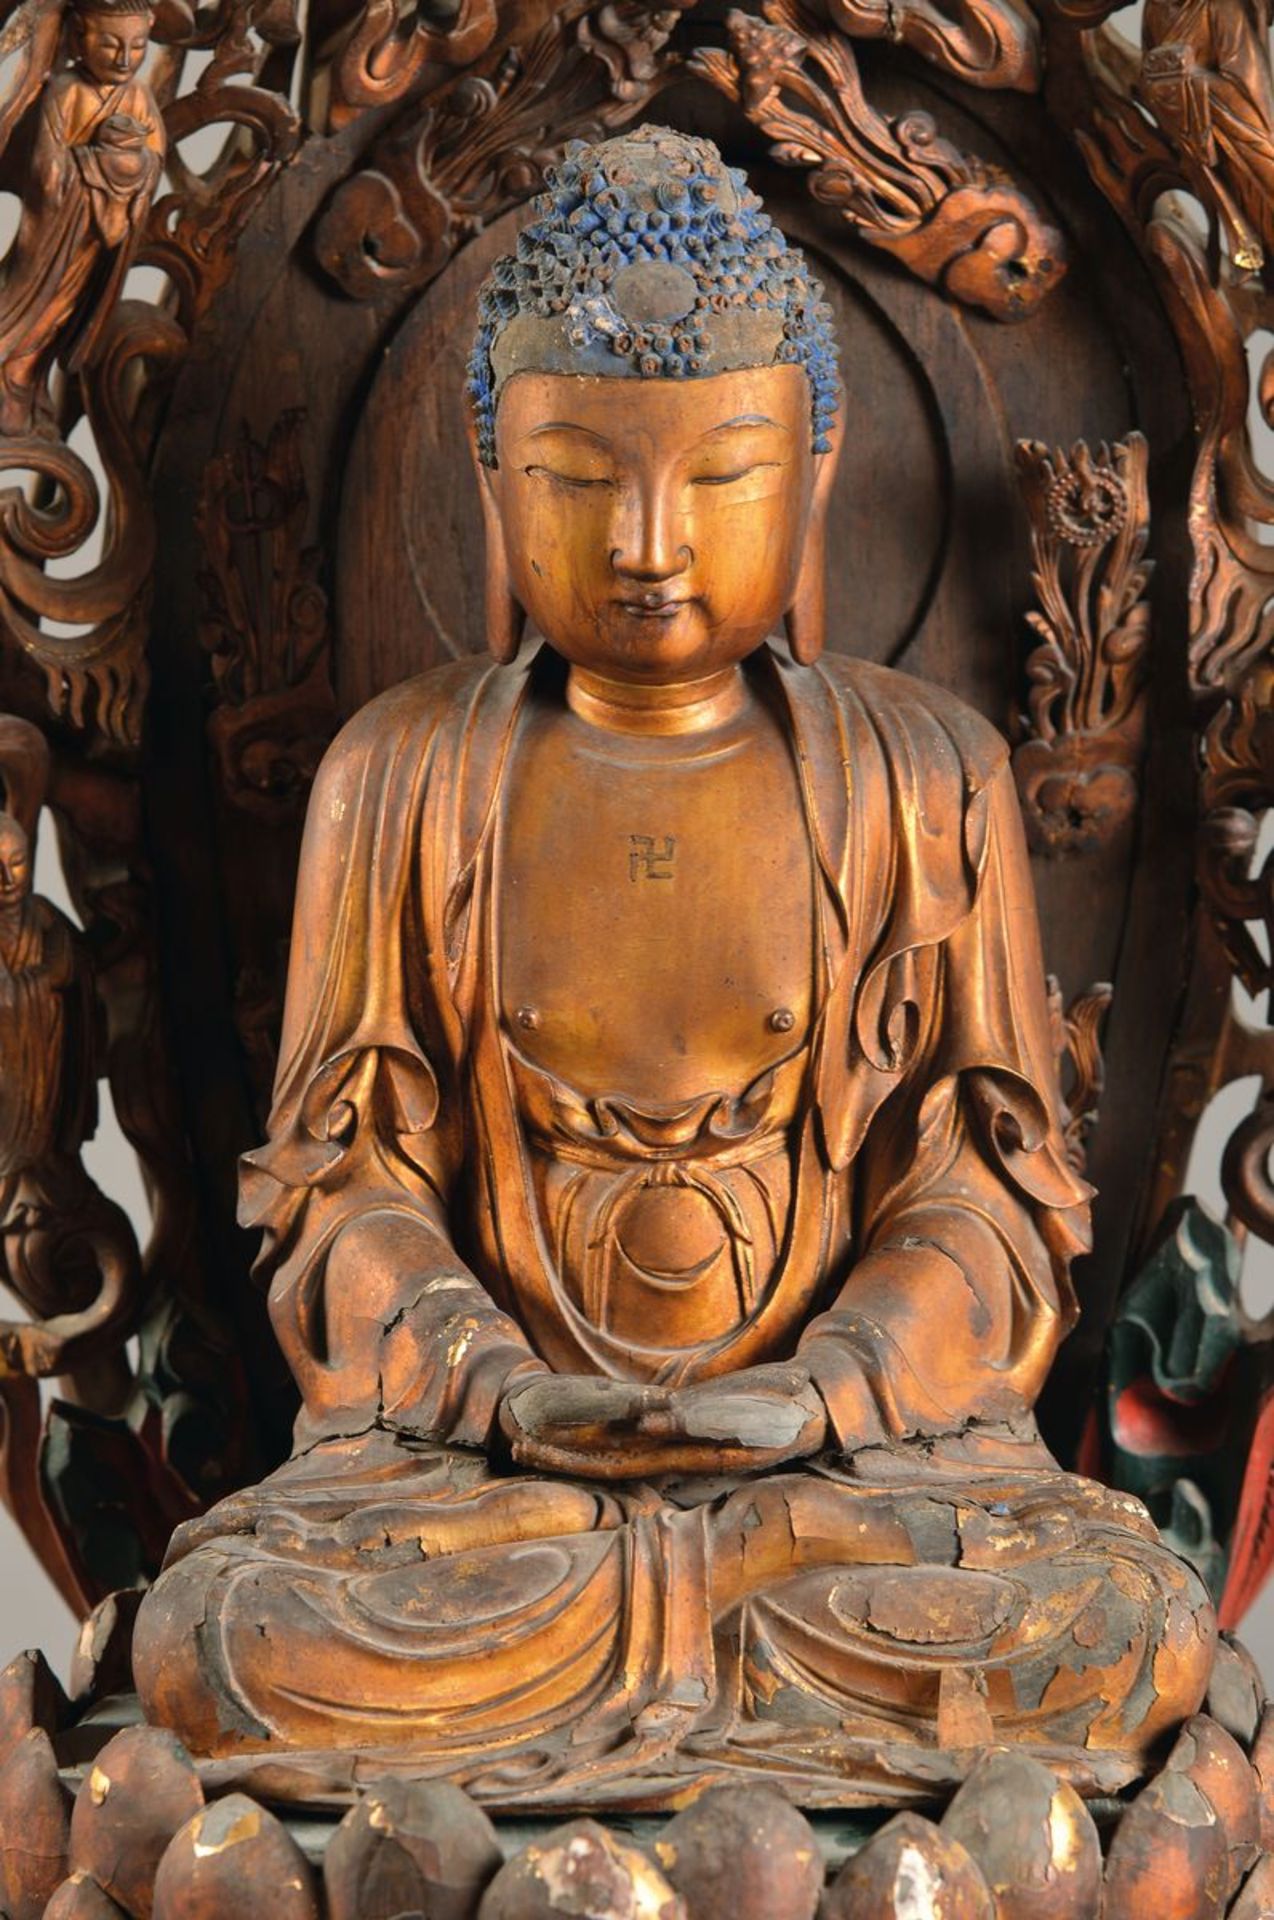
[468,125,840,467]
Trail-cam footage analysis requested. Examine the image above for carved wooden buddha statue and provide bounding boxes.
[133,126,1216,1809]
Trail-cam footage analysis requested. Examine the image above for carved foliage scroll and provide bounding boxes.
[822,0,1041,93]
[321,0,499,127]
[1048,973,1114,1175]
[1045,8,1274,1258]
[197,411,335,816]
[0,0,302,748]
[1012,434,1152,855]
[314,0,690,303]
[1040,6,1274,1617]
[689,0,1065,322]
[1049,8,1274,702]
[146,0,303,326]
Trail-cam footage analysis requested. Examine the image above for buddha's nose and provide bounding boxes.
[610,488,691,582]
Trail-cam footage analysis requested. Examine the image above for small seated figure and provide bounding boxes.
[134,127,1215,1807]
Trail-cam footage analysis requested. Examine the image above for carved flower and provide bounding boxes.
[1046,451,1129,548]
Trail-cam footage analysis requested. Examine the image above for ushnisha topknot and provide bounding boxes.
[468,124,840,467]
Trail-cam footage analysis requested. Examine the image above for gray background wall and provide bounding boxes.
[5,0,1274,1692]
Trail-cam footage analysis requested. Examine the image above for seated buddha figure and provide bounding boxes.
[134,126,1216,1807]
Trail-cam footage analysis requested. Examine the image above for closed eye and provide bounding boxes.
[692,462,783,487]
[523,465,614,490]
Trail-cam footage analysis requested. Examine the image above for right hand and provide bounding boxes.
[499,1363,826,1481]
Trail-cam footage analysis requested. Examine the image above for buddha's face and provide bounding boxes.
[74,10,151,84]
[487,363,819,683]
[0,819,31,912]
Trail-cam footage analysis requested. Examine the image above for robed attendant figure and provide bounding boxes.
[134,126,1216,1808]
[0,0,163,436]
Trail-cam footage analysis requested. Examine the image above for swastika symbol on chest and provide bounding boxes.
[628,835,676,881]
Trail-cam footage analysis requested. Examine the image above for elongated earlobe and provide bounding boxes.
[485,527,526,665]
[786,432,841,665]
[475,459,527,665]
[784,518,827,666]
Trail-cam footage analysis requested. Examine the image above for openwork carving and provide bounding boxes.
[145,0,303,326]
[1200,666,1274,1003]
[1053,17,1274,702]
[0,712,250,1612]
[0,715,141,1385]
[822,0,1041,93]
[197,410,335,815]
[0,0,164,436]
[315,0,689,302]
[322,0,499,128]
[1048,974,1113,1174]
[1151,219,1274,701]
[0,0,301,746]
[1012,433,1152,855]
[1035,5,1274,1631]
[689,0,1065,321]
[1197,669,1274,1252]
[0,303,183,744]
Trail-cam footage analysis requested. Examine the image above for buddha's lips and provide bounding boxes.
[613,595,696,618]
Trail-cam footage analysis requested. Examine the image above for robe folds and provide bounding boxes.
[134,643,1216,1806]
[0,69,164,427]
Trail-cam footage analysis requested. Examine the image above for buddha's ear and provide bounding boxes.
[470,425,527,667]
[784,419,843,667]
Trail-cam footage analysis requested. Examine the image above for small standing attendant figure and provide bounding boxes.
[1141,0,1274,275]
[0,0,164,437]
[0,715,136,1384]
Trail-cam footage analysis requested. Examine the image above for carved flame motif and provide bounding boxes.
[1047,973,1114,1175]
[1012,434,1153,857]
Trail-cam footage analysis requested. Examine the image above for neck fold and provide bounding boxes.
[565,664,747,737]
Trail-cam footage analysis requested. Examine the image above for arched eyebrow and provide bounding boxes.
[522,422,612,445]
[700,414,790,437]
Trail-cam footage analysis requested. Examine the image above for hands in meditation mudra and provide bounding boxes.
[135,126,1216,1808]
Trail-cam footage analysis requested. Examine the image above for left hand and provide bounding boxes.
[500,1363,827,1480]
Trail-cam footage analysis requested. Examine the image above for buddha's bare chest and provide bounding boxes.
[499,701,816,1104]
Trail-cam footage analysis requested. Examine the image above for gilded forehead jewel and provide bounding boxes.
[468,124,840,466]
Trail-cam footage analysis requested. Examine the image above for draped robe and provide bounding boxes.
[134,643,1215,1808]
[0,68,164,428]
